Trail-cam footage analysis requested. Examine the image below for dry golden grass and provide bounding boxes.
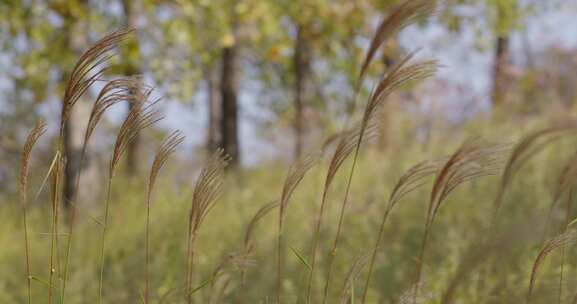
[277,152,320,303]
[144,130,184,304]
[361,159,442,303]
[185,149,230,303]
[60,29,133,129]
[413,139,510,302]
[528,229,577,303]
[16,2,577,303]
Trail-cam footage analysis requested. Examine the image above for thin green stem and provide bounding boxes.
[185,222,191,303]
[413,225,430,304]
[305,190,329,303]
[559,190,573,304]
[61,147,87,304]
[185,231,197,304]
[48,153,62,304]
[97,177,113,304]
[22,207,32,304]
[277,216,284,304]
[48,198,58,302]
[361,207,392,303]
[321,138,363,304]
[144,192,152,304]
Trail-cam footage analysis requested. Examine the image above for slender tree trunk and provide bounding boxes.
[219,43,240,166]
[377,36,402,151]
[122,0,142,176]
[293,24,312,160]
[205,67,221,153]
[62,84,95,209]
[62,109,80,209]
[125,100,140,175]
[491,35,509,106]
[378,38,398,151]
[62,21,96,210]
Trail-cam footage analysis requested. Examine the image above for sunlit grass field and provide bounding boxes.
[3,115,577,303]
[3,1,577,303]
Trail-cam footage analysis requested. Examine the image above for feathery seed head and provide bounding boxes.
[61,29,134,127]
[359,0,438,84]
[110,88,163,176]
[19,120,47,208]
[148,130,185,192]
[189,149,230,234]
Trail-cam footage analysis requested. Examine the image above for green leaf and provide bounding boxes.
[31,276,52,288]
[89,215,105,228]
[188,272,224,296]
[350,278,355,304]
[288,244,310,271]
[138,291,145,304]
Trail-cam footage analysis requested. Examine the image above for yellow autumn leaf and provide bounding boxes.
[267,45,282,62]
[220,33,236,47]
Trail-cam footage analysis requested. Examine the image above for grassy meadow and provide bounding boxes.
[3,115,577,303]
[2,1,577,304]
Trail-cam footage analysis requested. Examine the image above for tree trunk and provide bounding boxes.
[293,24,313,160]
[377,38,399,151]
[491,35,509,106]
[122,0,142,176]
[205,67,221,153]
[219,44,240,166]
[62,21,99,209]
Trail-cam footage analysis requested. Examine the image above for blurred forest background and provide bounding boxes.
[3,0,577,303]
[2,0,576,191]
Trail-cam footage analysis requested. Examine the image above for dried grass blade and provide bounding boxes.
[413,139,509,303]
[340,254,369,304]
[144,130,184,304]
[493,123,577,221]
[278,152,321,304]
[358,0,437,83]
[61,29,134,125]
[185,149,230,303]
[527,229,577,303]
[110,90,163,176]
[361,160,441,303]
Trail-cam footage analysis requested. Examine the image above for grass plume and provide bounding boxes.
[110,91,162,176]
[493,123,577,222]
[305,122,378,302]
[244,201,279,253]
[97,90,162,304]
[527,229,577,303]
[358,0,437,87]
[309,5,438,298]
[361,160,441,303]
[277,153,320,304]
[323,56,438,303]
[339,254,369,304]
[144,130,184,303]
[60,29,133,131]
[185,149,230,303]
[413,139,509,301]
[234,200,279,302]
[56,28,135,303]
[84,77,144,143]
[537,151,577,246]
[19,120,47,304]
[61,77,143,302]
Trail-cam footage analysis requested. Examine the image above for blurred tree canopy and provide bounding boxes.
[1,0,576,189]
